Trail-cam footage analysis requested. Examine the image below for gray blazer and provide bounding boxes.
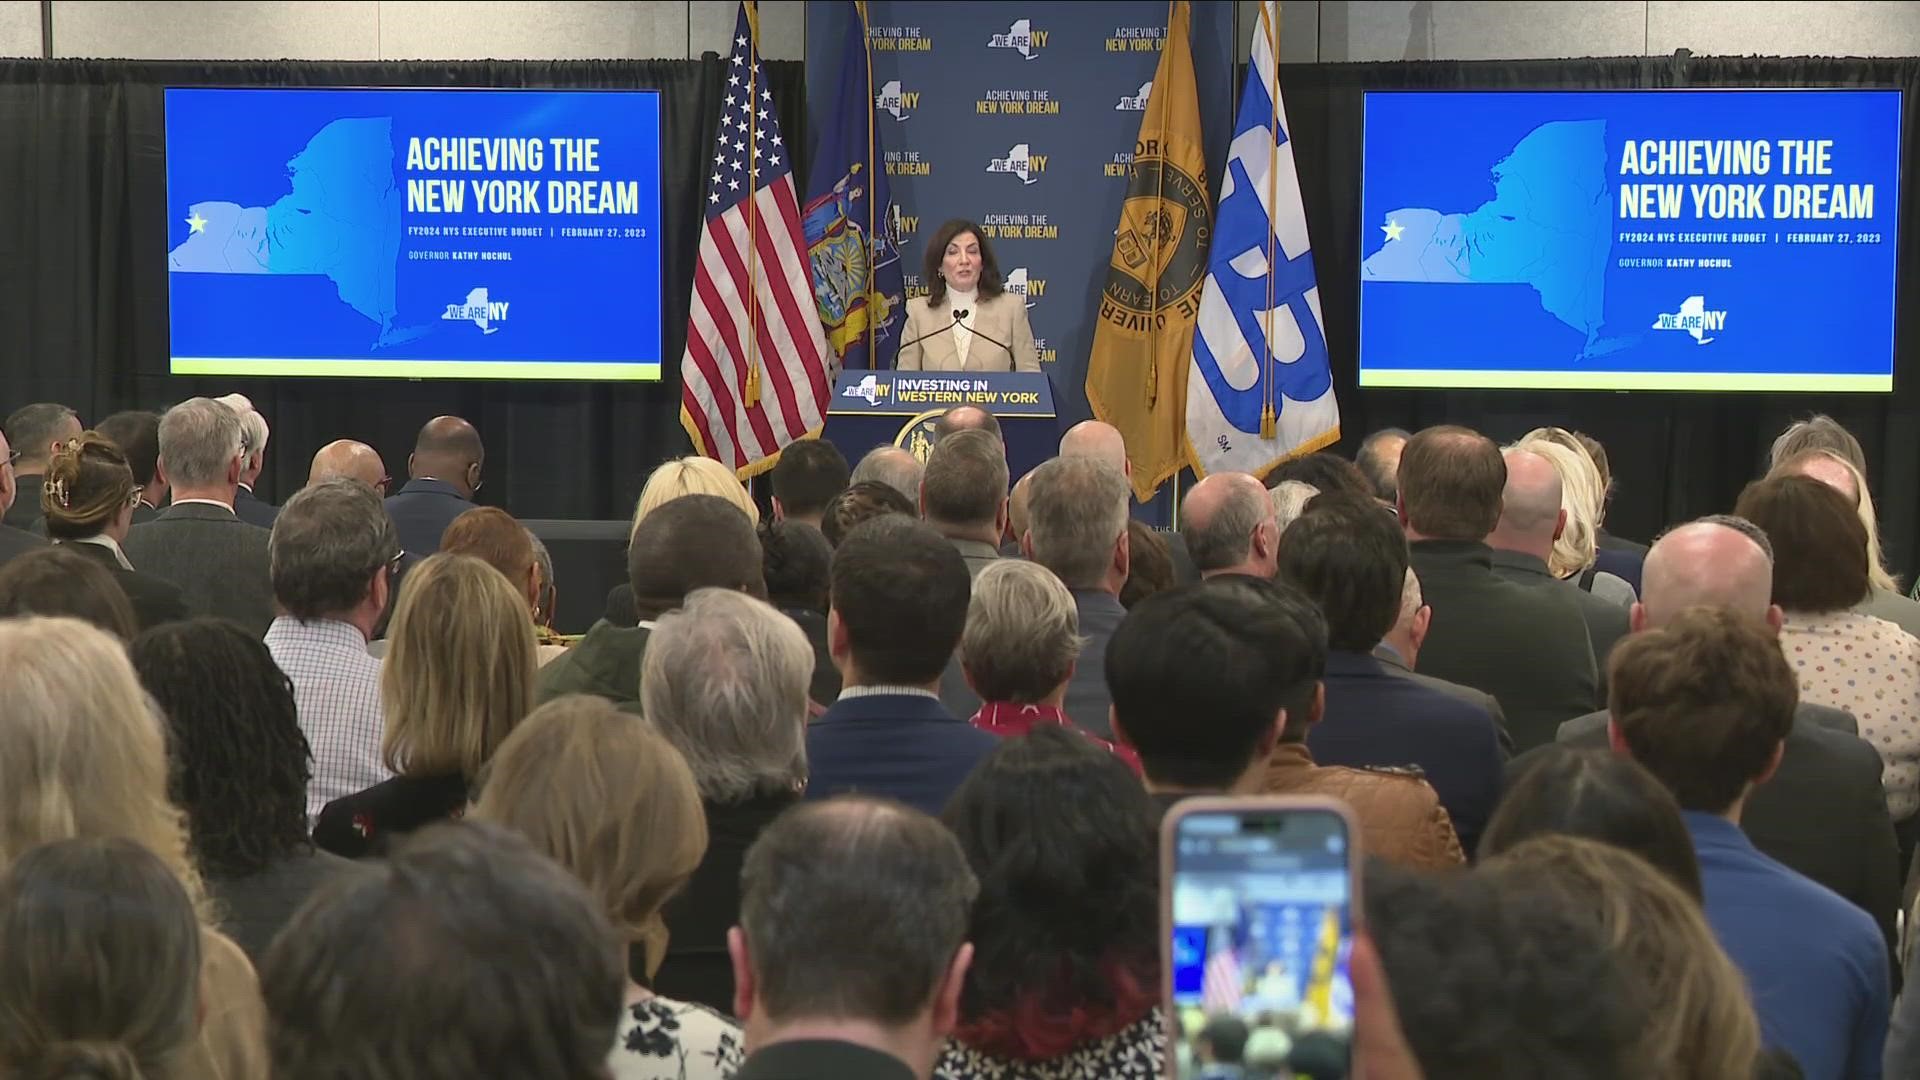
[123,502,275,637]
[1551,703,1898,955]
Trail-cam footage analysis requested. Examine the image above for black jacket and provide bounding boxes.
[652,791,799,1012]
[1547,704,1898,955]
[234,485,280,529]
[0,522,45,567]
[3,474,43,532]
[1489,549,1631,700]
[313,773,470,860]
[1408,540,1598,753]
[61,539,188,631]
[1312,650,1506,854]
[383,478,475,556]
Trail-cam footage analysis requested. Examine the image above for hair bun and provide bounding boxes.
[24,1040,143,1080]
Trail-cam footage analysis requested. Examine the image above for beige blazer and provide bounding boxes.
[896,290,1041,372]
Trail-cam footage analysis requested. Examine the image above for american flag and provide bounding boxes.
[1201,936,1245,1015]
[680,2,832,476]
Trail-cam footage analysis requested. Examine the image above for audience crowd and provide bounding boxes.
[3,391,1918,1080]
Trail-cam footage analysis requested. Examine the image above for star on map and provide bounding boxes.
[186,211,209,234]
[1382,218,1405,242]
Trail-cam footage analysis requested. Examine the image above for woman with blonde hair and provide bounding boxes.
[607,456,762,626]
[39,431,186,630]
[472,695,741,1080]
[1512,431,1636,606]
[1480,835,1765,1080]
[629,455,756,539]
[315,554,537,859]
[0,838,203,1080]
[0,617,266,1078]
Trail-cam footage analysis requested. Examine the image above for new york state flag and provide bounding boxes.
[1186,0,1339,479]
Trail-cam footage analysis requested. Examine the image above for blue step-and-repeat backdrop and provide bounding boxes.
[806,1,1236,427]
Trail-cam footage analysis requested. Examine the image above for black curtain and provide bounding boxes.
[0,57,807,521]
[1281,53,1920,579]
[3,55,1918,577]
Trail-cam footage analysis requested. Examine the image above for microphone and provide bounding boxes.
[896,308,965,355]
[954,313,1015,363]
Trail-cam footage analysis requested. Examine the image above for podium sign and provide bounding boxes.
[824,371,1059,480]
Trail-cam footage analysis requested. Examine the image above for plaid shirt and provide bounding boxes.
[265,616,392,825]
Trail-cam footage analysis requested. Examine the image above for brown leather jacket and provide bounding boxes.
[1262,742,1466,871]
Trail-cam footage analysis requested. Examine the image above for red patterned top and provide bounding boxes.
[969,702,1144,777]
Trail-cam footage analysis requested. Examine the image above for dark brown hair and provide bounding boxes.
[1608,607,1797,814]
[0,547,137,641]
[41,433,136,540]
[1479,749,1702,899]
[1397,426,1506,541]
[821,480,915,548]
[922,219,1004,307]
[1119,520,1174,609]
[1732,475,1870,613]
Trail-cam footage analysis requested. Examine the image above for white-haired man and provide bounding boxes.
[215,392,279,528]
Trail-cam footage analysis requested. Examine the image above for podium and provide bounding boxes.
[823,370,1059,481]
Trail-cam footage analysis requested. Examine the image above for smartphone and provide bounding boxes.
[1162,797,1361,1080]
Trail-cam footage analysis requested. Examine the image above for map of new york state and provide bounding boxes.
[1362,120,1612,355]
[168,117,403,345]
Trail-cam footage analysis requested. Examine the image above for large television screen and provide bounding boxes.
[165,87,664,381]
[1359,89,1901,392]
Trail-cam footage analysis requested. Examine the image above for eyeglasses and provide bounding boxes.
[376,475,392,495]
[3,449,18,468]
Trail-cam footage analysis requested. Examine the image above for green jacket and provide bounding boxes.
[535,620,650,711]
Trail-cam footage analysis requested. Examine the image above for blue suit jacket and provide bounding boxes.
[1309,650,1506,854]
[805,693,998,817]
[384,478,476,556]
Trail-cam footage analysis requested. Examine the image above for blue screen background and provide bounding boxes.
[1358,89,1901,382]
[165,87,664,371]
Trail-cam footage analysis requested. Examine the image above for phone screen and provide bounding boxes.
[1168,806,1355,1080]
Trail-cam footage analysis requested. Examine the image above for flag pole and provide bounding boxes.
[1259,0,1278,441]
[1146,0,1175,410]
[858,0,878,369]
[743,0,764,407]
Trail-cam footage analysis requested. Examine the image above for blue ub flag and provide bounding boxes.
[802,1,905,371]
[1186,0,1339,479]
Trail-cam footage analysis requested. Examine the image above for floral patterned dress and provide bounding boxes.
[609,994,744,1080]
[934,1011,1167,1080]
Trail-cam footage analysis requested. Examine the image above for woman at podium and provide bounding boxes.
[896,218,1041,372]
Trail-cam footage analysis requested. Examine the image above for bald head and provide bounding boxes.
[1180,472,1278,578]
[1638,519,1778,629]
[849,446,923,502]
[1485,448,1565,563]
[933,406,1002,443]
[309,440,388,492]
[409,416,484,497]
[1007,471,1035,544]
[1059,420,1130,478]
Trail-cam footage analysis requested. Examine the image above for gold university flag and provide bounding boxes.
[1085,0,1211,504]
